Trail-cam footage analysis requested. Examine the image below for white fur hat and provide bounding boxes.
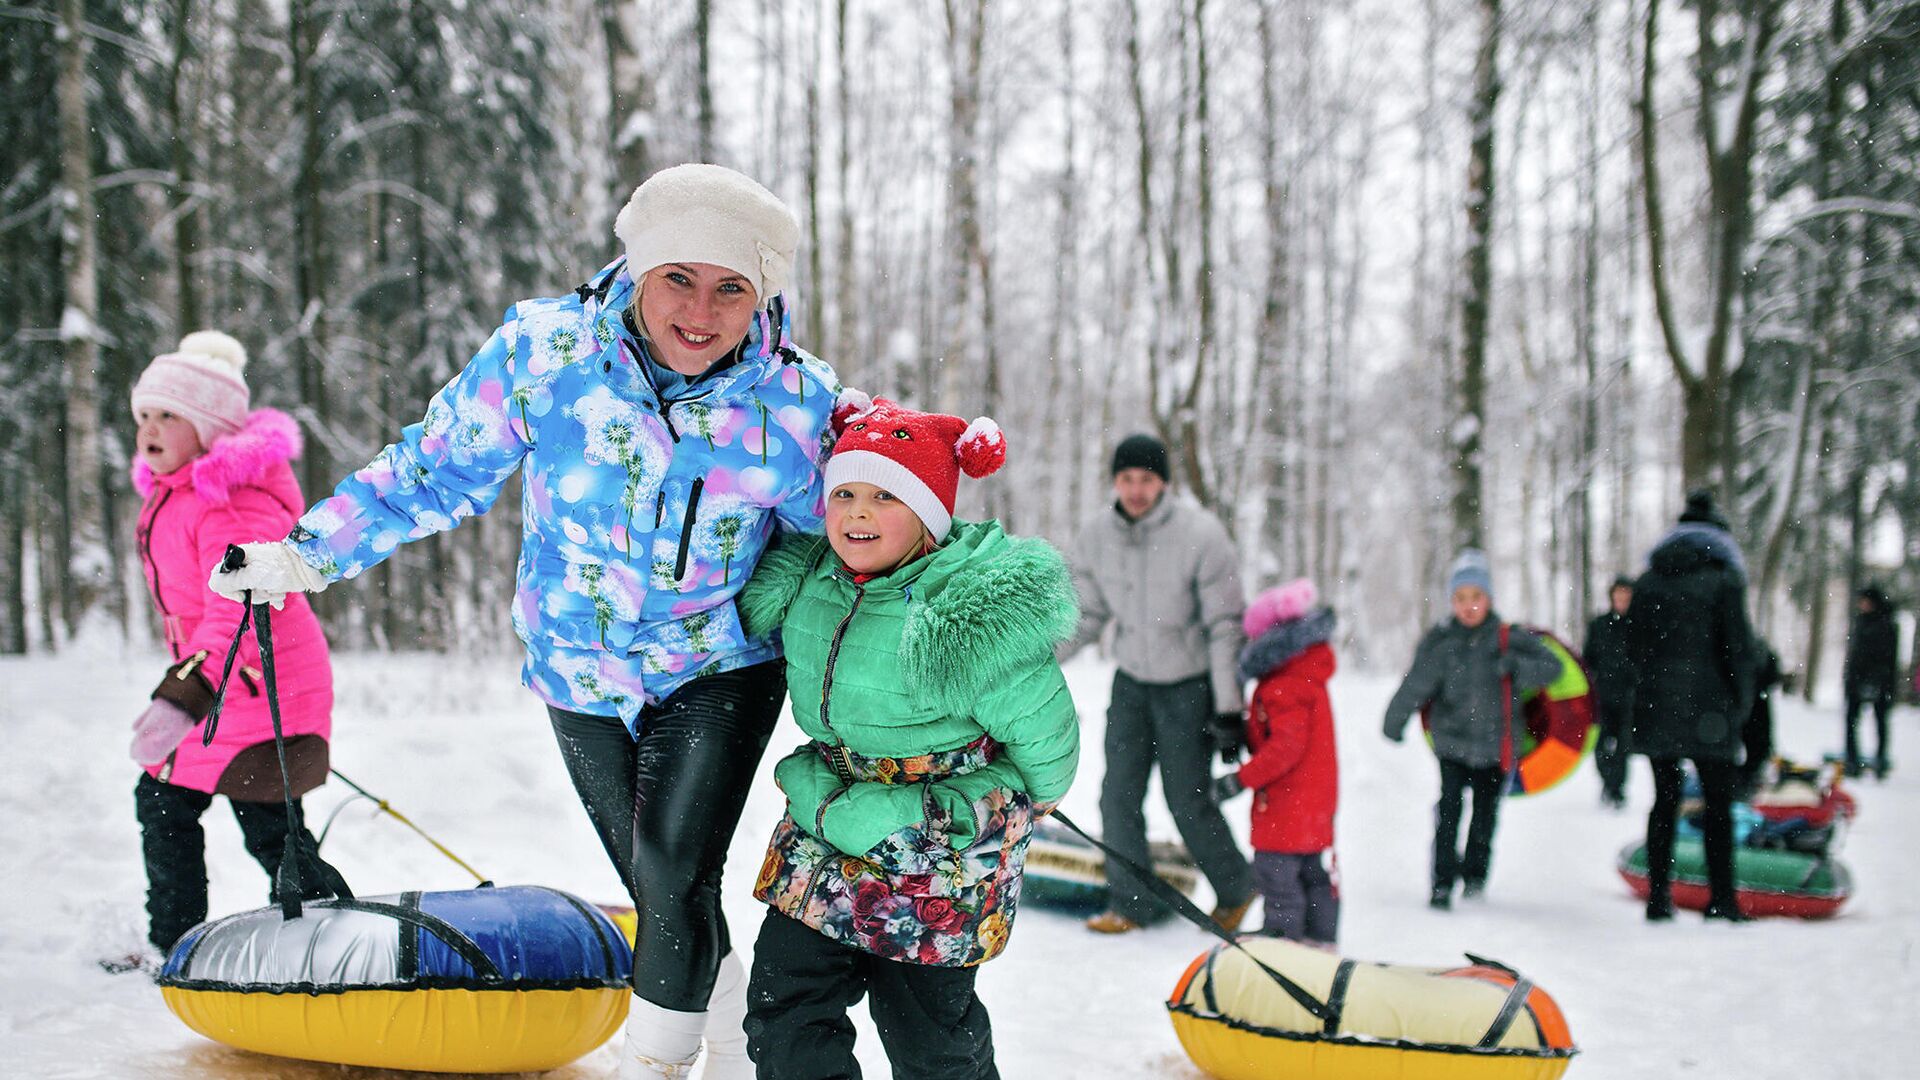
[130,331,251,444]
[613,163,799,304]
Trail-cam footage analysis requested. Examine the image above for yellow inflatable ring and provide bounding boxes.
[1168,937,1576,1080]
[157,885,631,1073]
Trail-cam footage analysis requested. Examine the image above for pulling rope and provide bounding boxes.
[322,767,493,887]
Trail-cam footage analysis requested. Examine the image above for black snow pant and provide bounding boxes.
[1433,758,1505,896]
[134,772,349,952]
[1252,850,1339,944]
[1646,757,1741,912]
[1594,698,1631,803]
[744,909,998,1080]
[548,658,784,1012]
[1843,690,1893,772]
[1099,671,1254,923]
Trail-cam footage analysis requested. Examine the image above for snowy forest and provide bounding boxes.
[4,0,1918,684]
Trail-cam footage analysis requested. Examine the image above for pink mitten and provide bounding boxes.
[130,699,197,765]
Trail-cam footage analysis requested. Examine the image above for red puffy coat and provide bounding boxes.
[133,409,334,798]
[1235,642,1337,853]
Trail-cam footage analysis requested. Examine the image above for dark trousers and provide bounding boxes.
[1844,692,1892,769]
[134,772,349,951]
[1099,671,1253,922]
[1646,757,1740,911]
[1594,699,1631,802]
[1433,759,1504,894]
[744,909,998,1080]
[1252,850,1339,944]
[548,658,784,1011]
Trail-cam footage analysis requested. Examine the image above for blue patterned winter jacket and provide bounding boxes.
[289,259,841,727]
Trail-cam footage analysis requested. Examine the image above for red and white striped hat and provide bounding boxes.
[824,392,1007,542]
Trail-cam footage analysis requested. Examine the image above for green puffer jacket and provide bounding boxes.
[738,519,1080,856]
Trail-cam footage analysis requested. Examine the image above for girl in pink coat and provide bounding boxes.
[126,331,349,957]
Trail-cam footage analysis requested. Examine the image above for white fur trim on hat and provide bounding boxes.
[131,330,252,444]
[825,449,952,543]
[614,164,800,304]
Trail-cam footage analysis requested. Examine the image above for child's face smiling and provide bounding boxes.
[826,482,927,576]
[136,408,203,476]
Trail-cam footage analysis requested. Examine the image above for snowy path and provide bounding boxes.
[3,647,1916,1078]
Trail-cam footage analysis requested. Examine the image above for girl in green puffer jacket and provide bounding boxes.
[736,395,1079,1080]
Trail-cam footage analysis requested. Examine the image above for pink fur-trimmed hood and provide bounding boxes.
[133,408,302,506]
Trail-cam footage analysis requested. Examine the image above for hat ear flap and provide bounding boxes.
[831,389,880,436]
[956,418,1006,479]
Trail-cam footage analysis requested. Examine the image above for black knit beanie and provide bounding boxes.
[1111,433,1169,480]
[1678,488,1731,531]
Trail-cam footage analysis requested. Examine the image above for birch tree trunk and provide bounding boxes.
[57,0,107,635]
[1452,0,1501,553]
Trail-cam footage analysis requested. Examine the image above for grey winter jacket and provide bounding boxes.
[1382,617,1562,769]
[1062,494,1246,712]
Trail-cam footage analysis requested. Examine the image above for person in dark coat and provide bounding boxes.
[1584,575,1637,808]
[1842,585,1900,778]
[1383,550,1561,910]
[1626,490,1758,922]
[1742,643,1782,796]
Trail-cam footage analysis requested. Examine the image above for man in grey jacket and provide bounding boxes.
[1383,550,1561,909]
[1062,433,1255,934]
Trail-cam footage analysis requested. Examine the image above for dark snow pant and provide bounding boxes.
[744,909,998,1080]
[1843,691,1892,771]
[1252,850,1339,944]
[548,658,784,1012]
[1646,757,1741,912]
[134,772,349,952]
[1594,698,1631,803]
[1099,671,1254,923]
[1432,758,1505,895]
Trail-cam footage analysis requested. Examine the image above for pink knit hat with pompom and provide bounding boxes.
[1244,578,1318,639]
[131,330,251,445]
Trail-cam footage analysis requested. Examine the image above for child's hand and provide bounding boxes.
[130,700,197,765]
[1210,772,1245,803]
[208,542,328,609]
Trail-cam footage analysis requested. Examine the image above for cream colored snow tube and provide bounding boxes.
[1167,937,1576,1080]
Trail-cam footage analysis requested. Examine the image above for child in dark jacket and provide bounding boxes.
[735,397,1079,1080]
[1213,579,1340,946]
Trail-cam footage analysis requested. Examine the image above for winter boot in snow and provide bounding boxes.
[1702,899,1751,923]
[698,952,753,1080]
[618,996,705,1080]
[1461,878,1487,901]
[1085,910,1142,934]
[1210,897,1255,933]
[1429,884,1453,911]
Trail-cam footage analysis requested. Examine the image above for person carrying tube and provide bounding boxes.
[210,164,843,1080]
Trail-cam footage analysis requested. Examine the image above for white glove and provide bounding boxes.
[207,541,329,609]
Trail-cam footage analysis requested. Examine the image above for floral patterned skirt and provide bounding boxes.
[752,737,1035,967]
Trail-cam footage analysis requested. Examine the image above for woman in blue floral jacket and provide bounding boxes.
[213,164,841,1079]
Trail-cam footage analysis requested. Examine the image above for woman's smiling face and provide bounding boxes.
[637,261,759,376]
[826,482,928,576]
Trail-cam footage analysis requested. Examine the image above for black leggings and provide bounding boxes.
[548,659,784,1011]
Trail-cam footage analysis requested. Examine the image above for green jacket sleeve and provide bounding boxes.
[736,530,828,640]
[971,653,1080,806]
[775,746,1026,856]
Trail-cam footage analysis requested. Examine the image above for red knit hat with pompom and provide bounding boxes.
[824,392,1006,541]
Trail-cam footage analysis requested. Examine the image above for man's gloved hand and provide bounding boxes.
[1208,711,1247,764]
[131,700,197,765]
[208,542,328,609]
[1210,772,1245,804]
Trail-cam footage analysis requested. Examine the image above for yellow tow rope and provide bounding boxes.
[321,768,492,886]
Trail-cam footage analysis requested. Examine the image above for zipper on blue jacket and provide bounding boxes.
[673,478,705,581]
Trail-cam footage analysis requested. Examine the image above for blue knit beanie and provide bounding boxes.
[1447,549,1494,601]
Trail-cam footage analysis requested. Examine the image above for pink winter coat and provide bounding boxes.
[133,409,333,799]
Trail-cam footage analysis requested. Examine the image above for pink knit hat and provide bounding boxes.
[1244,578,1318,639]
[130,331,251,444]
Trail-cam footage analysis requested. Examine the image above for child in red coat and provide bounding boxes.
[1212,579,1339,945]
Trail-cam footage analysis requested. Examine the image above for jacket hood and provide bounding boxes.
[1238,607,1336,682]
[132,408,301,507]
[1648,522,1747,581]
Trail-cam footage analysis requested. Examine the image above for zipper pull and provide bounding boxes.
[175,650,210,682]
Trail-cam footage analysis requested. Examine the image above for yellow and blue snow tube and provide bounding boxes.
[1168,937,1576,1080]
[157,885,631,1073]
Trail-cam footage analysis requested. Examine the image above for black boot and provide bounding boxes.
[1429,885,1452,911]
[1702,897,1751,923]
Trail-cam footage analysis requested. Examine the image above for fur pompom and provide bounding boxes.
[176,330,249,375]
[956,417,1006,479]
[831,388,880,434]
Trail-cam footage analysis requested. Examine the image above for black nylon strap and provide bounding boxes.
[1478,977,1535,1048]
[1323,959,1358,1035]
[314,898,504,982]
[1051,810,1333,1023]
[397,891,422,979]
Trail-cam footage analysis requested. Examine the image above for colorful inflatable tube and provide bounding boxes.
[158,885,632,1073]
[1022,819,1198,916]
[1617,840,1851,919]
[1423,627,1594,797]
[1168,937,1576,1080]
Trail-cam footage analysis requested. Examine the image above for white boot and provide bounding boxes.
[619,996,705,1080]
[698,951,754,1079]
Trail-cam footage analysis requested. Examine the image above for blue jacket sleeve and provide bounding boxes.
[290,317,531,580]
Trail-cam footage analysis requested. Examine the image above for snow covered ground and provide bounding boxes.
[3,645,1916,1079]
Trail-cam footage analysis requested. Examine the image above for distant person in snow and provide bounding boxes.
[1213,578,1342,947]
[1842,585,1900,779]
[1742,641,1782,797]
[209,164,842,1080]
[1584,575,1637,809]
[1383,549,1561,910]
[123,332,350,966]
[1060,433,1255,936]
[1625,489,1758,923]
